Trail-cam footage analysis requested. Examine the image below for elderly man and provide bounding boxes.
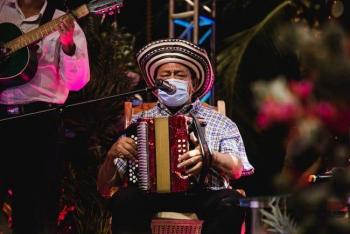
[98,39,254,234]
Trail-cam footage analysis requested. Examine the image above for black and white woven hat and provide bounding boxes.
[136,39,214,99]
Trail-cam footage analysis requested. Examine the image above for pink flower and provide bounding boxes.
[311,102,337,124]
[256,113,270,129]
[289,80,314,100]
[256,100,300,129]
[311,102,350,134]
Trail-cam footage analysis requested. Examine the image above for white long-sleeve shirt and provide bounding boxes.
[0,0,90,104]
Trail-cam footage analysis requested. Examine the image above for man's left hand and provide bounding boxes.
[178,134,203,177]
[57,17,76,55]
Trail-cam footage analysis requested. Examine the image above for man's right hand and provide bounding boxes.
[107,136,137,161]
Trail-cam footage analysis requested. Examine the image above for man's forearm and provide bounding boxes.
[97,157,119,195]
[58,22,90,91]
[212,151,243,179]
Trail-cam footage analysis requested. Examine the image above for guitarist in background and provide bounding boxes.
[0,0,90,233]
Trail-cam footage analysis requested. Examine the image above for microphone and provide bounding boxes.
[154,79,176,95]
[308,174,333,183]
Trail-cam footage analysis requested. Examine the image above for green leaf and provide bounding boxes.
[217,0,293,117]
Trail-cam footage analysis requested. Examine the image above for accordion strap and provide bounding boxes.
[189,113,212,188]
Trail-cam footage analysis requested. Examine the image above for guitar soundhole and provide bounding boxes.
[0,44,10,64]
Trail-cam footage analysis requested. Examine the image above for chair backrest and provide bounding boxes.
[124,100,226,128]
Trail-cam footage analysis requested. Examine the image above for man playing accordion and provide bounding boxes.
[97,39,254,234]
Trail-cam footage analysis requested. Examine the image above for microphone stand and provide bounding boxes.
[0,86,158,122]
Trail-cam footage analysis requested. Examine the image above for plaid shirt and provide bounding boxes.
[114,100,254,190]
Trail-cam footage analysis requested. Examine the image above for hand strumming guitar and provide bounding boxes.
[56,17,76,56]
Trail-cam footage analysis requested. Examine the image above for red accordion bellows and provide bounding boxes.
[126,115,191,193]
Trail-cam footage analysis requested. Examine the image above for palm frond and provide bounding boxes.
[260,197,298,234]
[217,0,294,117]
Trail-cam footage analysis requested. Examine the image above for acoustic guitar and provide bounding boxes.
[0,0,123,89]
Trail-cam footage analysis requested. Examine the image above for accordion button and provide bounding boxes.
[177,139,181,143]
[182,139,186,143]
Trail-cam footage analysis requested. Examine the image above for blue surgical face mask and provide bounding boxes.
[158,79,190,107]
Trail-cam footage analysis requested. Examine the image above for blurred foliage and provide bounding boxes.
[215,0,349,198]
[216,0,348,118]
[216,0,293,118]
[249,6,350,234]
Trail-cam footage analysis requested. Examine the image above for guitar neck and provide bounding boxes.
[4,4,89,54]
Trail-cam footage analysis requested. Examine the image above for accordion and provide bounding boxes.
[125,115,192,193]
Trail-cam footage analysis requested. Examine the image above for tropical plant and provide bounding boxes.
[260,196,298,234]
[216,0,294,118]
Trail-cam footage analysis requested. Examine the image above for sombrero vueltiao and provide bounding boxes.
[136,39,214,99]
